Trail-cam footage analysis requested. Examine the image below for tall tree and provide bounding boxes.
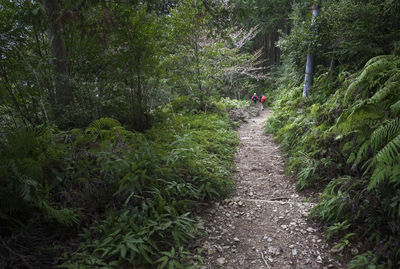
[302,2,319,97]
[40,0,73,118]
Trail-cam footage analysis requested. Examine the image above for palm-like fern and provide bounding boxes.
[87,117,121,130]
[0,127,77,226]
[344,55,399,103]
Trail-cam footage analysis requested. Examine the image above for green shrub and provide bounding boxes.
[267,55,400,266]
[58,108,237,267]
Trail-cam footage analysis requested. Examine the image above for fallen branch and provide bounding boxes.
[269,197,290,201]
[233,198,316,206]
[260,251,271,269]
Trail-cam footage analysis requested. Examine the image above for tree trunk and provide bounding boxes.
[303,3,319,98]
[41,0,73,114]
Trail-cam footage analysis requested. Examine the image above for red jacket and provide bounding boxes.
[261,95,266,103]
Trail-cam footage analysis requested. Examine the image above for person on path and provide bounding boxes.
[251,93,258,104]
[260,93,266,110]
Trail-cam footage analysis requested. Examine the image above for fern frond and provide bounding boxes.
[344,55,399,102]
[368,165,392,190]
[388,164,400,186]
[375,134,400,165]
[368,81,400,104]
[370,118,400,152]
[38,200,78,226]
[88,117,121,130]
[363,55,398,67]
[390,100,400,115]
[355,140,371,164]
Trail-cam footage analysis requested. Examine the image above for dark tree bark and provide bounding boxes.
[303,3,319,98]
[41,0,73,116]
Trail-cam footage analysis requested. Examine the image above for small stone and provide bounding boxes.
[238,201,244,206]
[249,192,254,196]
[292,249,297,256]
[217,257,226,266]
[267,237,273,242]
[281,225,288,229]
[268,246,280,255]
[216,245,223,252]
[306,227,314,233]
[316,255,323,263]
[289,244,294,249]
[233,237,240,242]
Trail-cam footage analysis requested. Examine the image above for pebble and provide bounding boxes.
[292,249,297,256]
[238,201,244,206]
[316,255,323,263]
[268,246,280,255]
[233,237,240,242]
[217,257,226,266]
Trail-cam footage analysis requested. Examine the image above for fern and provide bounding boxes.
[370,118,400,152]
[390,100,400,115]
[368,81,400,104]
[87,117,121,131]
[38,200,78,226]
[344,55,400,103]
[374,134,400,165]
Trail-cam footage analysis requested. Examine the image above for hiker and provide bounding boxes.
[251,93,258,104]
[260,93,266,110]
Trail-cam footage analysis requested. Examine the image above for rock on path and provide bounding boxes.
[194,109,341,268]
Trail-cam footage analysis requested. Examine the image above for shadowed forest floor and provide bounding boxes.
[194,109,341,268]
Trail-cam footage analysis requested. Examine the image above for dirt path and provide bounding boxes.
[196,109,340,268]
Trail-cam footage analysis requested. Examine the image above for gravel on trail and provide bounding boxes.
[194,109,342,269]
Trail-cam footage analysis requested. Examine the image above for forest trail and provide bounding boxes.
[196,109,340,268]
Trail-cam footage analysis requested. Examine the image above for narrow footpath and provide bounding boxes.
[196,109,340,268]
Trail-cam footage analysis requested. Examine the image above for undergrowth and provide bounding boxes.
[0,97,242,268]
[266,55,400,267]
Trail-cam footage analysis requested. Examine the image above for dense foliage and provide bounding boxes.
[0,0,263,130]
[266,0,400,267]
[0,0,260,267]
[3,0,400,267]
[0,97,249,267]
